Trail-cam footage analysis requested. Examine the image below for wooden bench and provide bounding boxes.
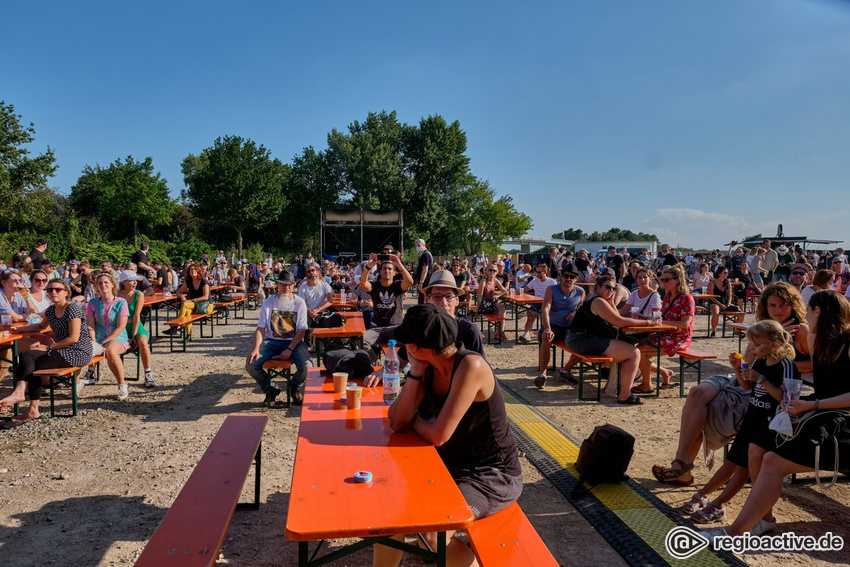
[214,297,248,324]
[552,341,615,401]
[720,310,743,338]
[675,348,718,397]
[165,311,217,353]
[466,502,559,566]
[469,306,505,345]
[25,354,106,418]
[135,414,268,567]
[121,344,142,381]
[261,359,292,408]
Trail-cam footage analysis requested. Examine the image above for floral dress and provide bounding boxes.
[651,293,694,356]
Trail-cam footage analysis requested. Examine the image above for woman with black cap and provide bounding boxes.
[375,304,522,566]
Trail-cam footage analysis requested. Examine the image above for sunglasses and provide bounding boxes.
[33,278,48,283]
[46,288,65,293]
[488,269,498,272]
[600,284,617,291]
[562,274,577,280]
[791,271,807,276]
[658,277,675,282]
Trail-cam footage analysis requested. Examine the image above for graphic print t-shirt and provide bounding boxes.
[257,294,308,341]
[370,280,405,327]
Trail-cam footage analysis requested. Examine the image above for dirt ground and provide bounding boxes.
[1,302,848,566]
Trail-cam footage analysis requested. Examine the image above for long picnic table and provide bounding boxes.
[285,368,474,566]
[311,311,366,365]
[621,322,677,396]
[499,293,543,343]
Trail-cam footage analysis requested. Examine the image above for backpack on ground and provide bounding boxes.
[572,423,635,498]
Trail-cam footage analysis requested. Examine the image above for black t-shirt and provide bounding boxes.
[156,268,168,287]
[661,253,678,267]
[745,357,798,425]
[132,250,149,276]
[370,280,406,327]
[607,254,625,279]
[29,248,47,270]
[415,250,434,284]
[543,255,561,278]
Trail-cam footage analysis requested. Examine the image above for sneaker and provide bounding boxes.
[264,386,281,406]
[162,327,178,336]
[698,528,729,549]
[80,369,96,385]
[75,379,85,397]
[143,370,156,388]
[558,368,578,384]
[117,384,129,400]
[750,518,778,536]
[517,334,531,344]
[534,374,547,389]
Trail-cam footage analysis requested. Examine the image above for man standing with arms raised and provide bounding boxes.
[413,238,434,305]
[360,252,414,362]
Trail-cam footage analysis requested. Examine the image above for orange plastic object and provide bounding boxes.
[467,502,559,567]
[500,295,543,305]
[135,414,267,567]
[733,352,744,360]
[285,368,474,541]
[311,311,366,339]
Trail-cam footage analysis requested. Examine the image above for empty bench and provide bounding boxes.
[165,311,217,353]
[214,297,248,324]
[466,502,558,566]
[135,414,268,567]
[469,306,505,345]
[675,348,718,397]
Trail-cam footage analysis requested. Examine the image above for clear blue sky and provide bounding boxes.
[4,0,849,250]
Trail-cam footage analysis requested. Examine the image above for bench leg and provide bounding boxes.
[236,441,262,511]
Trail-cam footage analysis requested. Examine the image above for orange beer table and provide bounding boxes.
[499,292,543,343]
[621,322,677,396]
[285,369,474,566]
[311,311,366,365]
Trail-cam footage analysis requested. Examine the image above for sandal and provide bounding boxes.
[631,386,653,394]
[691,502,726,523]
[616,394,644,405]
[682,492,709,515]
[651,459,694,483]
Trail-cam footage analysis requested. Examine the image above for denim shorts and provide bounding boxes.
[563,330,611,356]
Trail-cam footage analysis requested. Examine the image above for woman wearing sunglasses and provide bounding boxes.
[0,280,93,423]
[563,275,655,404]
[476,263,509,341]
[22,269,52,314]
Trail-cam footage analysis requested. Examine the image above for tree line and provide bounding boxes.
[1,101,532,264]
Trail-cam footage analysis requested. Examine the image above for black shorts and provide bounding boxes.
[538,325,569,344]
[454,466,524,520]
[563,330,612,356]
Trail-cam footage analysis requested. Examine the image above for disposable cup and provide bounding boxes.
[784,378,803,402]
[333,372,348,394]
[346,384,362,410]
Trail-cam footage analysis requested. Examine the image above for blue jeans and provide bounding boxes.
[246,339,309,396]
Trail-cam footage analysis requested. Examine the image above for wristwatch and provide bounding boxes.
[405,372,424,381]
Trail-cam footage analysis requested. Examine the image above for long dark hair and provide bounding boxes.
[809,290,850,364]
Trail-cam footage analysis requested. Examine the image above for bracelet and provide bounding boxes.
[406,372,424,381]
[815,399,820,410]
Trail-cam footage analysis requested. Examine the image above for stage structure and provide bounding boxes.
[320,209,404,264]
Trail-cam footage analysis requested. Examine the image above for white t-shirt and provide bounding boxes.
[298,279,333,310]
[257,293,308,341]
[525,277,557,298]
[625,290,662,318]
[801,286,816,305]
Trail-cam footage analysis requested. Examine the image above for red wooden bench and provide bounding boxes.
[466,502,559,566]
[675,348,717,397]
[135,414,268,567]
[164,311,217,353]
[468,306,505,345]
[261,358,292,408]
[552,341,615,401]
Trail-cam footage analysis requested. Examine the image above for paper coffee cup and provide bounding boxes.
[346,384,362,410]
[333,372,348,394]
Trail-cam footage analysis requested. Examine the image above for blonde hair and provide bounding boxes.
[93,271,117,296]
[746,319,795,362]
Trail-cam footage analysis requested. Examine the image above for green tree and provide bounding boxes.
[552,228,587,241]
[280,146,341,252]
[70,156,176,246]
[183,136,288,256]
[449,179,533,256]
[0,101,58,232]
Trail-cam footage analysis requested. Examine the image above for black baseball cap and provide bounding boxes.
[394,304,458,350]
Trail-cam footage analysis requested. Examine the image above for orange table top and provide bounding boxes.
[312,311,366,339]
[621,323,677,333]
[285,369,474,541]
[692,294,719,300]
[144,294,177,306]
[330,299,359,311]
[500,294,543,305]
[0,333,24,347]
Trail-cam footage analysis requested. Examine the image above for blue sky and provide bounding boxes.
[4,0,849,250]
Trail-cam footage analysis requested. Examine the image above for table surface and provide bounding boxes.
[144,294,177,305]
[285,369,474,541]
[621,322,677,333]
[500,294,543,305]
[0,333,24,347]
[311,311,366,339]
[330,299,359,311]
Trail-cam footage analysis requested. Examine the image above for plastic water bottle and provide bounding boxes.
[383,340,400,404]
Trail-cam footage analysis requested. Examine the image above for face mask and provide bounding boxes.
[416,246,424,253]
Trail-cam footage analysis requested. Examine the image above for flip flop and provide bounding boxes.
[616,394,645,405]
[631,386,653,394]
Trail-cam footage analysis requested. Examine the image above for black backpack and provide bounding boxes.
[310,311,346,328]
[572,424,635,498]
